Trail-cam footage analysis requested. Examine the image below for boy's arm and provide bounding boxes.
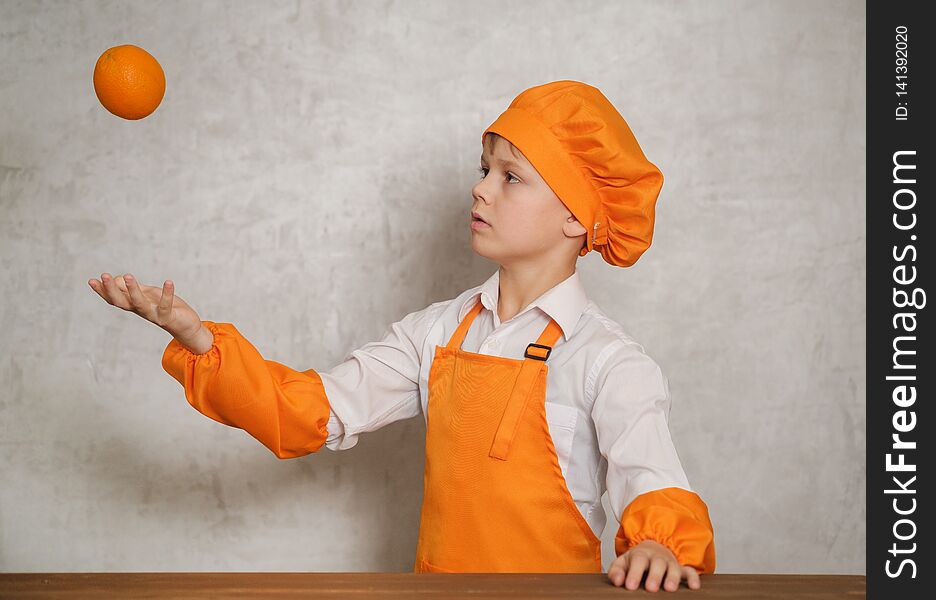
[162,320,331,459]
[314,301,446,451]
[162,301,445,458]
[590,342,716,574]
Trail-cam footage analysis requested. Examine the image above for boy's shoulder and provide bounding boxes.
[418,280,488,323]
[576,300,669,384]
[577,299,650,356]
[579,301,671,410]
[393,284,481,342]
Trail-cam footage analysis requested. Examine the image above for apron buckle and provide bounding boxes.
[524,343,552,361]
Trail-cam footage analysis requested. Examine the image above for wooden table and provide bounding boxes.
[0,573,865,599]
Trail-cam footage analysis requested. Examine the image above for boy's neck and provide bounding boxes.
[496,262,576,324]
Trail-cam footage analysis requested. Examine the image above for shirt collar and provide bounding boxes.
[458,269,589,342]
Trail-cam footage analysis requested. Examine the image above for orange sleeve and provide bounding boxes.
[161,320,331,459]
[614,487,716,574]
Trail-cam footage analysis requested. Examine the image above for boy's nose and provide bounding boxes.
[471,186,492,205]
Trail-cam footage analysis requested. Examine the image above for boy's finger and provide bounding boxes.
[155,280,174,324]
[88,279,107,301]
[645,556,668,592]
[100,273,132,310]
[625,553,649,590]
[682,566,701,589]
[123,274,147,309]
[608,555,628,586]
[663,560,682,591]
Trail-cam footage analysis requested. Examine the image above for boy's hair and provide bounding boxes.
[482,131,524,162]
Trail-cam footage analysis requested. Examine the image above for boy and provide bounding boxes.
[89,80,715,592]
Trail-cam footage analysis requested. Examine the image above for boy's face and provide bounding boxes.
[470,135,587,265]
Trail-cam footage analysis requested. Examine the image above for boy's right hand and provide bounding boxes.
[88,272,209,352]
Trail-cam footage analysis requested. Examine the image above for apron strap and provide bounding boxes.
[446,299,484,350]
[489,318,564,460]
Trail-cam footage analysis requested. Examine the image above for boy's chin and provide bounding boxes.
[470,238,499,262]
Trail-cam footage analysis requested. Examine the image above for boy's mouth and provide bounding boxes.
[471,211,490,225]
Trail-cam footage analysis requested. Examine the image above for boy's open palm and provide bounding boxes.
[88,272,203,344]
[608,539,701,592]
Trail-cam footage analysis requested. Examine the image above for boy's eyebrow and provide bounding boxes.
[479,154,523,170]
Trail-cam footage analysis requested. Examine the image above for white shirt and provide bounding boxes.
[319,268,694,540]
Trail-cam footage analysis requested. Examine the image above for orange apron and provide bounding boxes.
[414,298,603,573]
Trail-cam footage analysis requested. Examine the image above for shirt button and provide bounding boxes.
[489,339,498,347]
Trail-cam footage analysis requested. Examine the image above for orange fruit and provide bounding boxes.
[93,44,166,120]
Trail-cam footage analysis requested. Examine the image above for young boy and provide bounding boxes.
[94,80,714,592]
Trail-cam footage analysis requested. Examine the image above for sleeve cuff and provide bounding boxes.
[161,320,223,387]
[614,487,717,574]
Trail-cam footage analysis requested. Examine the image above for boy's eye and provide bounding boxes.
[477,166,519,183]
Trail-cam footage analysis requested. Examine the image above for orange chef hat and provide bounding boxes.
[481,80,664,268]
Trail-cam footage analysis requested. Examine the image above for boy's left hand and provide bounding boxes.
[607,539,701,592]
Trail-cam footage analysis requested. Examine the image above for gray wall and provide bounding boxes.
[0,0,865,574]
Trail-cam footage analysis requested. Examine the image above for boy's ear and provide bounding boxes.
[565,216,588,237]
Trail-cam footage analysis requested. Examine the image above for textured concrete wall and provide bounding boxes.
[0,0,865,574]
